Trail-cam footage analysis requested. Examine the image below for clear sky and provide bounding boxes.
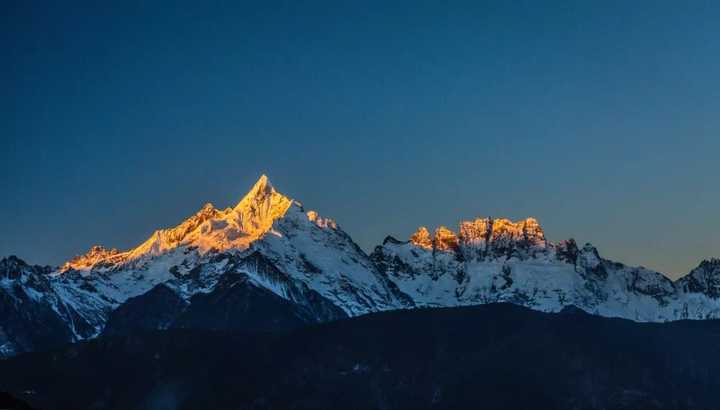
[3,1,719,279]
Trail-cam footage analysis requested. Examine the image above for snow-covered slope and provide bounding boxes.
[2,175,720,358]
[371,220,720,322]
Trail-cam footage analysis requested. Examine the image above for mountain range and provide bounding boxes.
[2,175,719,358]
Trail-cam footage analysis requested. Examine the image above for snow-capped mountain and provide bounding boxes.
[1,175,719,358]
[58,176,407,314]
[0,176,409,357]
[370,220,720,322]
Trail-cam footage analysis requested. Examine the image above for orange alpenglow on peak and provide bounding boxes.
[62,175,300,272]
[199,202,217,212]
[307,210,338,229]
[410,227,433,249]
[233,174,294,234]
[409,216,546,251]
[458,217,545,246]
[236,174,274,206]
[434,226,459,251]
[62,245,123,271]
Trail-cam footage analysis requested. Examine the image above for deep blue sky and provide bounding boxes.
[3,1,719,278]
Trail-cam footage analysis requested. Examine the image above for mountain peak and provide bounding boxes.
[127,176,295,259]
[434,226,459,252]
[243,175,274,201]
[681,258,720,298]
[404,216,546,257]
[234,175,289,211]
[62,245,123,272]
[200,202,216,212]
[0,255,50,280]
[255,174,272,190]
[410,227,433,249]
[233,175,294,233]
[59,175,298,270]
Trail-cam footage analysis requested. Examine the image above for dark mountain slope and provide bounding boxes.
[172,272,345,331]
[0,256,102,357]
[102,270,347,336]
[2,304,720,410]
[102,284,189,336]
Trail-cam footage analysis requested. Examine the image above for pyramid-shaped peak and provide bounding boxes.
[254,174,272,192]
[241,174,274,199]
[234,175,287,209]
[232,174,294,231]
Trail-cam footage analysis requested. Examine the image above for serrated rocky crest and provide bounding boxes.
[370,217,720,321]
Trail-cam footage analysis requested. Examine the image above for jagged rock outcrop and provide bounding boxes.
[458,217,546,260]
[409,227,433,250]
[433,226,459,252]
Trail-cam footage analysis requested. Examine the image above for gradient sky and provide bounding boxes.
[3,1,719,279]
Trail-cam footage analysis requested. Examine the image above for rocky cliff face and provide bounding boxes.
[457,217,547,261]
